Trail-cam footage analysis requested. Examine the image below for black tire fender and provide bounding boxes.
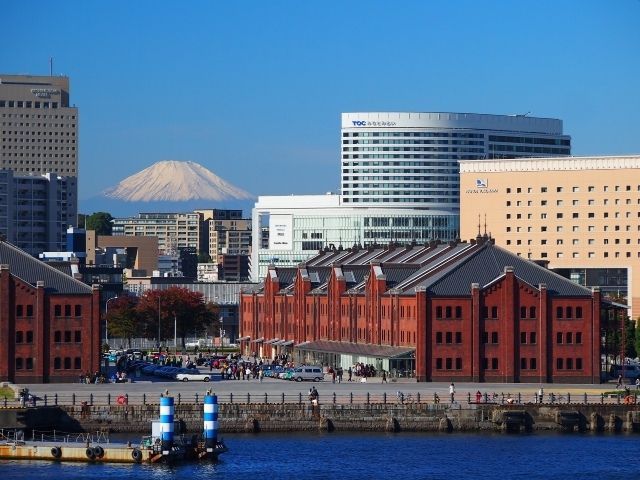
[93,445,105,458]
[85,447,96,460]
[131,448,143,463]
[50,446,62,459]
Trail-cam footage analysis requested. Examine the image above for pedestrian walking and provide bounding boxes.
[635,377,640,391]
[382,371,387,383]
[617,374,623,389]
[348,367,353,382]
[449,382,455,403]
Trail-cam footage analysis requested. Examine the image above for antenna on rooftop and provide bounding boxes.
[483,214,487,236]
[477,214,481,236]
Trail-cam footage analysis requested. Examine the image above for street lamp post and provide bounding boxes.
[105,296,118,349]
[157,296,161,351]
[219,316,224,350]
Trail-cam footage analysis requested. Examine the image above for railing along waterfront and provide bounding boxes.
[1,391,638,408]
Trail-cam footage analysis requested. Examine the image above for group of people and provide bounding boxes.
[79,371,107,384]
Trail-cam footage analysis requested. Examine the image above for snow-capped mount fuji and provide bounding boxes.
[102,160,253,202]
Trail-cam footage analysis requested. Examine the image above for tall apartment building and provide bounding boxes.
[341,112,570,208]
[0,170,76,255]
[194,209,252,260]
[0,75,79,255]
[112,212,201,254]
[0,75,78,176]
[460,155,640,317]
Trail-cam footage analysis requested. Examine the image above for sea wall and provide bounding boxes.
[4,403,640,434]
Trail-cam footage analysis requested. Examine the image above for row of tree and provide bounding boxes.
[105,287,219,349]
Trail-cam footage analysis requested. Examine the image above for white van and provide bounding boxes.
[292,366,324,382]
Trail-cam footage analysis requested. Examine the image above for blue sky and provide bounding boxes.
[2,0,639,212]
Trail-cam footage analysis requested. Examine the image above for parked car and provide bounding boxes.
[292,366,324,382]
[176,371,212,382]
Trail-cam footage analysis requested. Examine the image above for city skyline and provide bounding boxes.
[2,0,639,212]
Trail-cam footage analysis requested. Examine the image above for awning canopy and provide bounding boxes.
[295,340,414,359]
[280,340,294,347]
[250,337,265,343]
[265,338,280,345]
[237,336,251,341]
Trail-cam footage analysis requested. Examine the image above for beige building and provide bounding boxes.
[460,155,640,318]
[112,212,201,254]
[0,75,78,176]
[85,230,158,275]
[194,209,251,260]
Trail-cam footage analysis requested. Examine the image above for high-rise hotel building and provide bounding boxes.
[460,155,640,317]
[0,75,79,254]
[340,112,571,208]
[0,75,78,176]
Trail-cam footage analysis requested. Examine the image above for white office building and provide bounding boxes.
[251,194,459,280]
[341,112,571,207]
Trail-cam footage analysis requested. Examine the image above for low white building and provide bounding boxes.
[251,193,459,280]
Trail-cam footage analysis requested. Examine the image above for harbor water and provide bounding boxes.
[0,431,638,479]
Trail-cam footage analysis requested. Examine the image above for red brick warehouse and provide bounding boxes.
[240,235,624,383]
[0,241,101,383]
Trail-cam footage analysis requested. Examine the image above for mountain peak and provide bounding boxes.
[103,160,254,202]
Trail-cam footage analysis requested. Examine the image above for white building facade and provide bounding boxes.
[251,194,459,280]
[341,112,571,207]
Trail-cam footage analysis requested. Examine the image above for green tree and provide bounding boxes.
[86,212,114,235]
[604,316,637,362]
[106,296,141,348]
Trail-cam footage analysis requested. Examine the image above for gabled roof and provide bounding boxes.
[0,241,93,294]
[256,239,592,299]
[426,243,592,297]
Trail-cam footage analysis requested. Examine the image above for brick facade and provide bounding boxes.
[240,239,615,384]
[0,248,101,383]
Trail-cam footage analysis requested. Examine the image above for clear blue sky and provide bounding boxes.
[2,0,639,210]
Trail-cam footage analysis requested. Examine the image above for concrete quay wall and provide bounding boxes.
[4,403,640,434]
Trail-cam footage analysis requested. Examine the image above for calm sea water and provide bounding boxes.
[1,432,638,480]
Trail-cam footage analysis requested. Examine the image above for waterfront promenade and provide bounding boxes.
[6,373,630,407]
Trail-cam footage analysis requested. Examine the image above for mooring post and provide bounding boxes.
[584,393,587,404]
[178,393,181,405]
[90,393,94,406]
[417,392,420,403]
[367,392,370,404]
[125,393,129,404]
[72,393,76,406]
[107,393,111,405]
[54,393,58,406]
[143,393,146,405]
[230,393,233,404]
[195,393,199,404]
[298,392,301,405]
[264,393,268,404]
[281,392,285,404]
[383,392,387,404]
[44,395,47,406]
[350,392,353,404]
[601,393,604,404]
[247,393,251,404]
[567,393,571,404]
[518,393,521,404]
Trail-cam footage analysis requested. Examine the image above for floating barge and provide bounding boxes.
[0,393,227,463]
